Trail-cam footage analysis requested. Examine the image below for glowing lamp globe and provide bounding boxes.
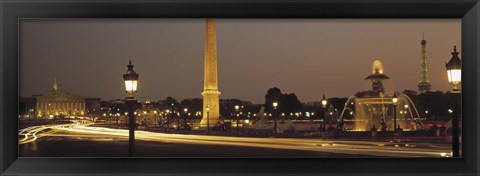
[392,92,398,105]
[445,46,462,92]
[272,102,278,109]
[123,60,139,98]
[321,94,327,108]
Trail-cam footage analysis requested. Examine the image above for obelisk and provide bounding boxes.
[200,19,221,129]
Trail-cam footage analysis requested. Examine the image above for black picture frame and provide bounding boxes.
[1,0,479,175]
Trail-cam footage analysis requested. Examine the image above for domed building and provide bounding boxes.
[36,78,85,118]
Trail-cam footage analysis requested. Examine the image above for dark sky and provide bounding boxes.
[20,19,461,104]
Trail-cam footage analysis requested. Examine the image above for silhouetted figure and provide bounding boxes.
[381,119,387,131]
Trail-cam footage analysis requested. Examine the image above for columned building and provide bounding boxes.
[36,79,86,118]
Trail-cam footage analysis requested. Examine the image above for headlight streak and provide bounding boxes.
[19,121,451,158]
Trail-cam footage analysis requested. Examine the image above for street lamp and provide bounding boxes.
[446,46,462,92]
[123,60,139,157]
[321,94,327,108]
[235,105,240,133]
[392,92,398,132]
[446,45,461,158]
[321,94,328,130]
[165,109,170,128]
[273,102,278,134]
[183,108,188,130]
[206,104,210,134]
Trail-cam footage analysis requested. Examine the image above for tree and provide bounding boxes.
[264,87,282,113]
[162,97,178,107]
[264,87,303,114]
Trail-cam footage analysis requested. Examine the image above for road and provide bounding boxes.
[19,121,452,158]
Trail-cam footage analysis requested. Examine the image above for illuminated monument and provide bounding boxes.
[200,19,221,128]
[418,33,432,94]
[338,60,424,131]
[36,78,86,118]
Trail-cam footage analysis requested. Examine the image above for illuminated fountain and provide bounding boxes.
[338,60,423,131]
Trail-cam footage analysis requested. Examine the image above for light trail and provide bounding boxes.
[18,121,88,144]
[19,122,451,157]
[54,125,451,158]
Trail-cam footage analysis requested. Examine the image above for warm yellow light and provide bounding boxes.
[206,104,210,111]
[235,105,239,110]
[184,108,188,112]
[447,69,461,83]
[404,104,409,109]
[124,80,138,93]
[372,60,384,74]
[392,97,398,104]
[245,119,249,123]
[448,109,453,113]
[273,102,278,109]
[154,111,157,114]
[321,99,327,107]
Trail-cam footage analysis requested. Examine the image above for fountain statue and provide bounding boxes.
[337,60,424,131]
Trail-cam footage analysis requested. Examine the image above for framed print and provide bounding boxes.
[1,0,479,175]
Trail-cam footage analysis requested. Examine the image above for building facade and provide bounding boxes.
[36,79,86,118]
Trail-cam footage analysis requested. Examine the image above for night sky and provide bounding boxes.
[20,19,461,103]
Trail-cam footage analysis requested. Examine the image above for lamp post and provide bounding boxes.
[392,92,398,132]
[446,45,461,158]
[206,104,210,135]
[272,102,278,134]
[183,108,188,130]
[153,110,158,128]
[123,60,139,157]
[235,105,240,134]
[404,104,409,128]
[321,94,328,131]
[171,103,175,129]
[165,109,170,128]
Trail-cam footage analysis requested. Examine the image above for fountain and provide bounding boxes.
[338,60,424,131]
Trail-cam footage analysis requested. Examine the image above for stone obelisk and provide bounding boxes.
[200,19,221,129]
